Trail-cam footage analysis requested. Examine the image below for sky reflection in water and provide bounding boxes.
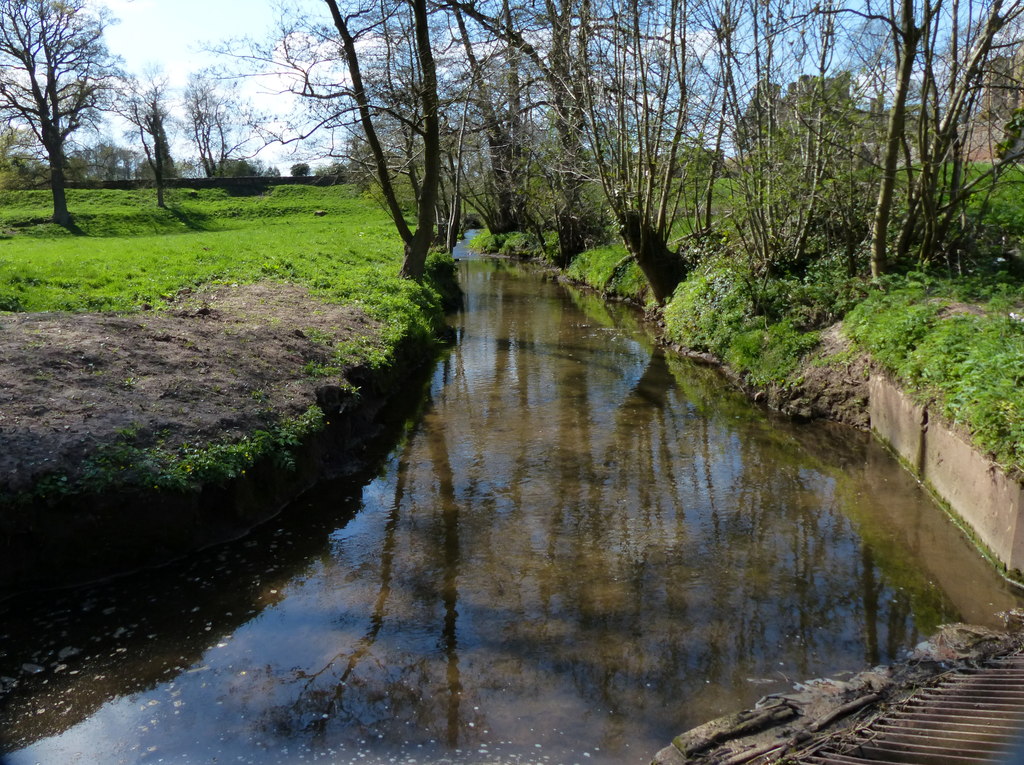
[1,256,1020,765]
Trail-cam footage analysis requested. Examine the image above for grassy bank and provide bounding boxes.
[844,275,1024,475]
[0,185,453,368]
[666,264,1023,476]
[0,185,456,503]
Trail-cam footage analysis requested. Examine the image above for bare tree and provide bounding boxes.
[119,70,175,207]
[182,69,261,178]
[576,0,727,303]
[860,0,1024,275]
[0,0,120,225]
[251,0,443,278]
[450,1,531,236]
[448,0,606,267]
[325,0,441,278]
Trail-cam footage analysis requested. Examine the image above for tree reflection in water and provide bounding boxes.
[2,258,1021,765]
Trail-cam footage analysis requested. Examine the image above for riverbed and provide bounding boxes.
[1,247,1020,765]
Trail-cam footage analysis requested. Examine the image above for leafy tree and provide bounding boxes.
[0,0,121,224]
[315,160,348,178]
[0,126,46,188]
[575,0,723,303]
[290,162,311,177]
[66,141,142,181]
[221,158,279,177]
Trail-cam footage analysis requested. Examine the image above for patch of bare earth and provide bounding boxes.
[0,283,382,497]
[764,323,872,428]
[672,323,874,428]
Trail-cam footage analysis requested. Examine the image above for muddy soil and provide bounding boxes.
[762,323,873,428]
[0,283,382,499]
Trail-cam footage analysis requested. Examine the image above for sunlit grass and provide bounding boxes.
[0,184,450,364]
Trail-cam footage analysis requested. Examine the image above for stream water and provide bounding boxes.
[1,242,1022,765]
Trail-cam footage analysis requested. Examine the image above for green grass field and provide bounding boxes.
[0,185,451,365]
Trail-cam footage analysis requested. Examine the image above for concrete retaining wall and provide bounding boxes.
[869,374,1024,573]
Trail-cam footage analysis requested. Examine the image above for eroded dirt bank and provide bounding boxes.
[0,283,433,597]
[665,322,873,430]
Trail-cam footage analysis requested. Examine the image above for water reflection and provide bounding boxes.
[1,257,1021,765]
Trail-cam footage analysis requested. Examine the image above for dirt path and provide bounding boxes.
[0,283,382,499]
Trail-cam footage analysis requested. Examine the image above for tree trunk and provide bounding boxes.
[870,0,919,279]
[47,146,72,226]
[399,0,441,280]
[620,211,684,304]
[326,0,440,280]
[401,228,434,280]
[486,182,527,235]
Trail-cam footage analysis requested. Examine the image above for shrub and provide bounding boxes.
[665,256,821,386]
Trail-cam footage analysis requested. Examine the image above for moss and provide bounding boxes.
[565,244,650,303]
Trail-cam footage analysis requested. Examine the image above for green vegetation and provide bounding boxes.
[564,244,649,303]
[31,407,327,502]
[469,229,546,259]
[0,184,457,501]
[661,255,1024,474]
[0,186,451,365]
[661,253,851,386]
[845,275,1024,474]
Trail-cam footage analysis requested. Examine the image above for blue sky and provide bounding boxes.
[103,0,281,86]
[101,0,312,167]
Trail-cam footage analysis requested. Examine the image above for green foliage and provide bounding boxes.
[424,248,462,310]
[664,256,822,386]
[30,408,326,501]
[0,186,452,359]
[967,167,1024,268]
[725,320,821,387]
[565,244,649,303]
[0,184,457,501]
[664,256,756,357]
[468,229,500,253]
[468,229,543,258]
[845,275,1024,473]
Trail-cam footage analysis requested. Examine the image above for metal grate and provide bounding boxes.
[802,655,1024,765]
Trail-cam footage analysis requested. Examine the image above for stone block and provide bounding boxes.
[922,418,1024,572]
[869,375,926,473]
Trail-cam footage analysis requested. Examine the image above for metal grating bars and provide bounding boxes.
[802,655,1024,765]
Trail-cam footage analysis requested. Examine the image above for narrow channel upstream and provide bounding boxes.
[2,243,1022,765]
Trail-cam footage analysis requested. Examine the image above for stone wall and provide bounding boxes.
[869,374,1024,573]
[62,175,346,191]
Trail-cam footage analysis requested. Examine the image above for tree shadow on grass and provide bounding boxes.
[165,205,217,231]
[58,220,86,236]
